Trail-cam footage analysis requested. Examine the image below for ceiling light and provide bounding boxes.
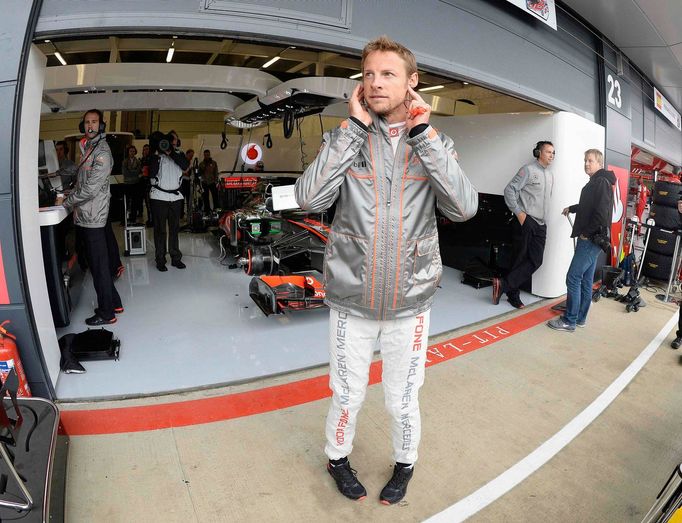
[262,56,280,69]
[349,72,363,79]
[166,42,175,63]
[84,90,88,93]
[463,81,469,85]
[44,39,50,43]
[54,51,67,66]
[418,85,444,92]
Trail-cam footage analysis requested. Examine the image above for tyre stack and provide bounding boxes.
[642,181,682,281]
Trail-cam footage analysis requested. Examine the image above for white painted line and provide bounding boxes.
[425,311,679,523]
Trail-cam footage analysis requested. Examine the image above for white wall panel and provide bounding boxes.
[433,111,605,298]
[19,45,61,388]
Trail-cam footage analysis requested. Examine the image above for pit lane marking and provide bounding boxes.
[425,311,679,522]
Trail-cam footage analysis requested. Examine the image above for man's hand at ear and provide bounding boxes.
[405,86,431,132]
[349,84,372,127]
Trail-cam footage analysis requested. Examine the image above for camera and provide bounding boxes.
[592,232,611,253]
[149,131,180,154]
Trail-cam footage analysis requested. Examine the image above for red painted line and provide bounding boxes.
[59,300,562,436]
[0,242,9,305]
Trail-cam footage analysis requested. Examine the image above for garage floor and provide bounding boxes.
[54,225,539,400]
[57,287,682,522]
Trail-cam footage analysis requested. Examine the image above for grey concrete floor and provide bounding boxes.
[59,288,682,522]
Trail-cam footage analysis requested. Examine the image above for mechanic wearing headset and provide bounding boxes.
[492,140,555,309]
[295,36,478,505]
[57,109,123,326]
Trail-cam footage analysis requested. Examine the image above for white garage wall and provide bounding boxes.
[433,111,605,298]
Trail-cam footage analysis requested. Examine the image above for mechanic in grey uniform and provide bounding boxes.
[492,140,555,309]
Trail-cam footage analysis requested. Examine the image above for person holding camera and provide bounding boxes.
[547,149,615,332]
[149,130,189,271]
[492,141,555,309]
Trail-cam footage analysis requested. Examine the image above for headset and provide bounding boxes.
[78,109,106,135]
[533,140,553,159]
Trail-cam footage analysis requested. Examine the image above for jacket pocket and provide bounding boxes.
[323,230,370,303]
[402,233,442,306]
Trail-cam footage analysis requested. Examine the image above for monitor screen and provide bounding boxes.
[38,140,60,175]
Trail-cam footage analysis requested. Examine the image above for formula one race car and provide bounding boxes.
[249,273,326,316]
[242,217,329,315]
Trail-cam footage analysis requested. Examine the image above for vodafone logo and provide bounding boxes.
[240,143,262,164]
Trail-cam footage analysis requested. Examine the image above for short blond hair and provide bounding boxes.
[361,35,417,76]
[584,149,604,166]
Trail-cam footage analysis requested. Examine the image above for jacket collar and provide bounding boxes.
[369,110,404,141]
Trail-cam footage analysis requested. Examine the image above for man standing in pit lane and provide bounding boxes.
[548,148,615,332]
[492,141,555,309]
[295,35,478,505]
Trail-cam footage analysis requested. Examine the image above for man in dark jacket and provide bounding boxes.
[548,148,616,332]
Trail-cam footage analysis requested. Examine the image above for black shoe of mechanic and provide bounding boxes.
[85,314,116,326]
[156,263,168,272]
[672,337,682,349]
[507,296,525,309]
[171,260,186,269]
[327,459,367,501]
[380,463,414,505]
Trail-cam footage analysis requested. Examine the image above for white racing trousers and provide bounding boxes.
[325,308,430,464]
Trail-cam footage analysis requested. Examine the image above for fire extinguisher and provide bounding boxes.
[0,321,31,397]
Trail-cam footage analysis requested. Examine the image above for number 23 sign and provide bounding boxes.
[604,66,630,118]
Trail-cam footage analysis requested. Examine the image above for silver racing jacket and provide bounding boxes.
[295,114,478,320]
[62,136,113,228]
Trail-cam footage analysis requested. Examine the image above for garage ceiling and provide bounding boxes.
[35,36,543,115]
[561,0,682,111]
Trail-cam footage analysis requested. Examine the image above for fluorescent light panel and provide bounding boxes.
[418,85,444,92]
[262,56,280,69]
[54,51,67,66]
[166,46,175,63]
[349,72,363,79]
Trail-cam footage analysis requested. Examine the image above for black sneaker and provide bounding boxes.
[380,464,414,505]
[156,263,168,272]
[326,461,367,501]
[672,337,682,349]
[171,260,186,269]
[85,314,117,326]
